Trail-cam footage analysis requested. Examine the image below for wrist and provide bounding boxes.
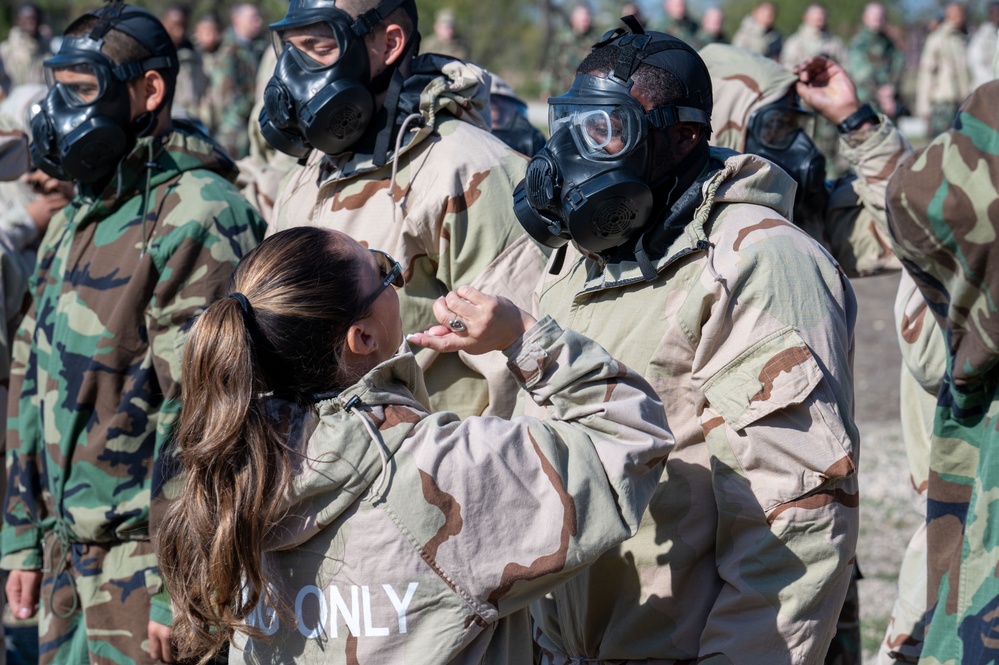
[836,103,879,134]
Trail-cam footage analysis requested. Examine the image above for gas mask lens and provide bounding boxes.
[752,106,815,150]
[46,64,103,106]
[549,104,638,159]
[275,22,345,70]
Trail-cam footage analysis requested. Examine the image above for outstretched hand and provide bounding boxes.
[793,56,861,125]
[406,286,536,355]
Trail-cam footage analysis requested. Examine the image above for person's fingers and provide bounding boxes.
[22,572,40,616]
[406,331,460,352]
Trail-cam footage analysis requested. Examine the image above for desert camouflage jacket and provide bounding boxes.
[731,16,783,59]
[780,23,848,68]
[702,42,907,277]
[270,55,547,420]
[232,317,672,664]
[1,125,264,589]
[884,81,999,665]
[915,22,971,117]
[0,27,49,90]
[530,148,859,664]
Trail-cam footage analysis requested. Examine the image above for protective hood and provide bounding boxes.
[265,351,431,551]
[699,43,798,152]
[326,53,491,176]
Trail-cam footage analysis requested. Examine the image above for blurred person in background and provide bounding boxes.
[0,4,51,92]
[693,6,726,48]
[216,3,267,158]
[732,1,783,59]
[422,8,470,60]
[544,3,597,98]
[193,12,224,135]
[161,4,207,121]
[967,1,999,90]
[661,0,698,44]
[916,2,970,137]
[847,2,905,118]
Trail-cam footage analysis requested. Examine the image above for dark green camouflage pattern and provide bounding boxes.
[885,80,999,665]
[847,27,905,115]
[1,123,265,660]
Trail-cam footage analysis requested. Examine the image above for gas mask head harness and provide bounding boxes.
[744,89,828,222]
[260,0,419,159]
[30,2,178,183]
[513,17,712,254]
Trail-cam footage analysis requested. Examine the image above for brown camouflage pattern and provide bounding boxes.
[226,317,672,664]
[270,55,547,419]
[529,148,859,664]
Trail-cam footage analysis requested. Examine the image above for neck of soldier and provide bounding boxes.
[649,138,710,221]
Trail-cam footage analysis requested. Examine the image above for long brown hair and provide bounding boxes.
[157,227,370,663]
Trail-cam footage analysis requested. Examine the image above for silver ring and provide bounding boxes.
[448,318,466,332]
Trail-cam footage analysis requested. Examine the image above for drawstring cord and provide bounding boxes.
[44,521,79,620]
[343,396,392,500]
[140,141,157,258]
[387,113,423,226]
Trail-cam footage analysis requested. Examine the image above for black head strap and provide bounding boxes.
[88,2,125,41]
[352,0,410,36]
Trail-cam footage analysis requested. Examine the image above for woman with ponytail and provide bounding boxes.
[157,227,673,665]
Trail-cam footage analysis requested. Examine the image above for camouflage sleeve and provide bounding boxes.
[404,316,671,619]
[895,271,946,394]
[2,274,45,570]
[885,81,999,386]
[215,49,255,158]
[143,181,265,621]
[437,151,548,418]
[823,116,909,276]
[690,224,858,662]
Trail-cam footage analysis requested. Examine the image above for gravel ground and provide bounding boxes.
[851,271,922,663]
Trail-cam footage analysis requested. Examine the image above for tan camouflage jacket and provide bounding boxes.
[780,24,848,68]
[231,317,673,664]
[916,22,971,116]
[529,148,859,664]
[731,16,783,59]
[0,28,49,90]
[702,43,907,277]
[270,55,547,419]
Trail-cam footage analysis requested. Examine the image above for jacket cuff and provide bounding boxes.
[503,316,562,389]
[149,588,173,626]
[0,546,43,571]
[838,113,895,152]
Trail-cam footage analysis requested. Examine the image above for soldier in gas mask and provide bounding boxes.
[702,43,910,278]
[262,0,546,420]
[517,18,859,664]
[1,4,264,663]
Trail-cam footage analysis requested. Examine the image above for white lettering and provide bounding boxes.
[362,585,390,636]
[383,583,419,634]
[295,585,328,639]
[329,584,360,639]
[252,602,281,636]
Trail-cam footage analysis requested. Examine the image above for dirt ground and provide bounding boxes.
[851,271,922,662]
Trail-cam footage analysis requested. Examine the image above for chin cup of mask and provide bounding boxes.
[514,145,654,253]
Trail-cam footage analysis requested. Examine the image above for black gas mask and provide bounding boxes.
[30,4,178,183]
[744,96,828,222]
[491,94,545,158]
[513,19,712,254]
[260,0,414,158]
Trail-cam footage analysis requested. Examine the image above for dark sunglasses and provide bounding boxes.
[358,249,404,313]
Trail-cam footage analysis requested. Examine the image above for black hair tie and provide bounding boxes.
[228,292,252,316]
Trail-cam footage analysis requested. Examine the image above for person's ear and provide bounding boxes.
[380,23,407,67]
[138,70,167,113]
[345,321,379,357]
[669,122,702,155]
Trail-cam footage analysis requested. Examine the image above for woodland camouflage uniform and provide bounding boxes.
[530,146,859,664]
[542,26,597,99]
[884,80,999,665]
[214,30,268,159]
[847,26,905,116]
[731,15,783,59]
[231,318,673,663]
[269,55,547,420]
[661,14,699,44]
[1,123,265,664]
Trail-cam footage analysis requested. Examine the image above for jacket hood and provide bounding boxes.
[337,53,492,174]
[79,120,238,217]
[700,43,798,152]
[266,350,432,552]
[587,147,795,291]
